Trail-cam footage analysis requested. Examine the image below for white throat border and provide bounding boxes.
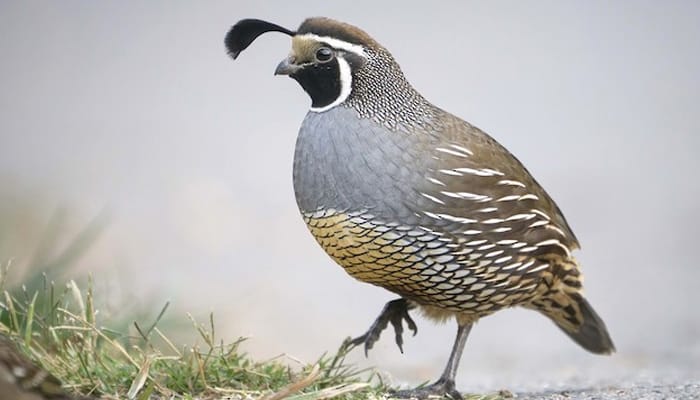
[297,34,365,113]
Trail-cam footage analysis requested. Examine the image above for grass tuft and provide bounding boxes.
[0,263,384,399]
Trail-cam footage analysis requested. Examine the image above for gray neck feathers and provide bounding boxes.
[345,48,437,131]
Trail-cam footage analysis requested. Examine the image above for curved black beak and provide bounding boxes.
[274,57,302,76]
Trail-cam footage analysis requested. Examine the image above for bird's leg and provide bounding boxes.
[344,298,417,356]
[392,322,473,400]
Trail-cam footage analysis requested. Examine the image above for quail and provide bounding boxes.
[225,17,615,399]
[0,334,92,400]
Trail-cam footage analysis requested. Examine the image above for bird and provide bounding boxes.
[0,334,92,400]
[224,17,615,399]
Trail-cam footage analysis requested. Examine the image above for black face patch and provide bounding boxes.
[290,59,342,109]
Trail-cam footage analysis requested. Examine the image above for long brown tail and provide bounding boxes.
[532,291,615,354]
[560,294,615,354]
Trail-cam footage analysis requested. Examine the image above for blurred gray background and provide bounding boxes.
[1,0,698,392]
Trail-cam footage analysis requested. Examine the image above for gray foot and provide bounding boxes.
[345,298,417,355]
[391,378,462,400]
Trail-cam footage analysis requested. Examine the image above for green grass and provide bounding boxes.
[0,261,386,399]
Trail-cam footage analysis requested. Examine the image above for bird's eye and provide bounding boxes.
[315,47,333,62]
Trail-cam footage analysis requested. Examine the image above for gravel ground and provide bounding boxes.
[514,381,700,400]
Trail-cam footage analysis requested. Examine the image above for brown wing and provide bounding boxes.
[414,112,580,257]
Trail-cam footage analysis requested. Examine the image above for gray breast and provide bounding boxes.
[293,105,434,222]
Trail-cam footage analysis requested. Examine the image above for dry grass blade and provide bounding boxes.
[287,382,371,400]
[260,364,321,400]
[126,356,153,399]
[153,326,181,357]
[68,280,86,320]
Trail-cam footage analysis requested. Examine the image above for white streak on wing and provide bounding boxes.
[310,57,353,113]
[467,193,492,202]
[450,144,474,155]
[506,213,536,221]
[463,229,482,235]
[436,147,470,158]
[503,262,522,271]
[494,255,512,264]
[440,191,462,198]
[530,209,552,220]
[424,211,442,220]
[439,169,463,176]
[441,191,491,202]
[482,168,505,176]
[421,192,445,205]
[296,34,367,56]
[535,239,572,257]
[427,177,446,186]
[517,259,536,271]
[529,263,550,273]
[482,218,504,224]
[496,195,521,202]
[519,194,540,201]
[492,226,512,233]
[454,167,503,177]
[529,220,549,228]
[437,214,477,224]
[498,179,527,188]
[485,250,504,258]
[466,239,488,246]
[491,281,510,288]
[547,225,568,237]
[478,207,498,213]
[497,239,517,245]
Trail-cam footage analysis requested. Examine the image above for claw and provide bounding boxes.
[391,378,462,400]
[389,302,418,352]
[347,298,417,356]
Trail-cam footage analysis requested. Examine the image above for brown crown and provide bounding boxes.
[297,17,380,49]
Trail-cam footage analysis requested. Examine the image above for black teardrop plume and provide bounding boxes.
[225,19,295,59]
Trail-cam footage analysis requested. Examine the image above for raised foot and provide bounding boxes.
[390,379,462,400]
[344,298,417,356]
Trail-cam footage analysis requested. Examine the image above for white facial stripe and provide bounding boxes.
[310,57,352,113]
[295,33,366,56]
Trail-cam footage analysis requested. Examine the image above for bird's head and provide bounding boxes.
[225,17,417,115]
